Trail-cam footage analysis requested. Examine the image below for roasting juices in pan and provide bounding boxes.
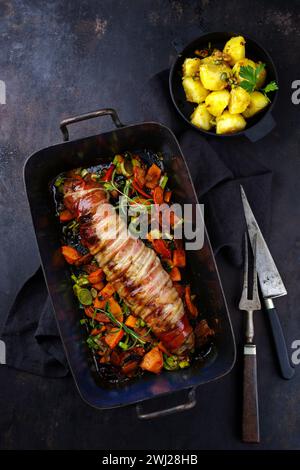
[52,150,215,385]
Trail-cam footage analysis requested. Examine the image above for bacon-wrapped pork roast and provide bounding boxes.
[63,176,194,356]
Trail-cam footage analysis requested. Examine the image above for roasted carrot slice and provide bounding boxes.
[173,249,186,267]
[140,346,163,374]
[133,166,146,187]
[93,297,107,309]
[74,253,93,266]
[84,307,110,323]
[104,328,124,349]
[93,282,105,291]
[170,266,181,282]
[110,350,121,366]
[122,360,139,376]
[164,190,172,203]
[107,297,123,322]
[173,283,185,297]
[153,186,164,205]
[88,268,105,284]
[145,164,162,189]
[99,283,115,299]
[185,285,198,318]
[125,315,138,328]
[61,246,81,264]
[59,209,74,222]
[152,239,171,259]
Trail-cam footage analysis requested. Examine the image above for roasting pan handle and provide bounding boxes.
[60,108,124,141]
[136,387,196,420]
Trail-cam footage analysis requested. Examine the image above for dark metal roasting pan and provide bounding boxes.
[24,108,236,417]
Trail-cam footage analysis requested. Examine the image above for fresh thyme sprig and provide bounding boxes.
[96,303,146,345]
[101,170,153,212]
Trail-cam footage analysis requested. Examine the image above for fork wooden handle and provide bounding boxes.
[242,344,260,443]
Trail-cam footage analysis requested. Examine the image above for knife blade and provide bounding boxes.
[240,186,295,380]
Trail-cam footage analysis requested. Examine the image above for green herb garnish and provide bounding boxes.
[54,174,65,187]
[102,170,152,212]
[97,303,146,346]
[239,63,266,93]
[262,80,279,95]
[163,354,179,371]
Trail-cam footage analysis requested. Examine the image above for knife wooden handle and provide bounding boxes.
[265,302,295,380]
[243,344,260,443]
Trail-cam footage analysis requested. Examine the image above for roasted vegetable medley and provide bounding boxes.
[182,35,278,134]
[53,151,215,385]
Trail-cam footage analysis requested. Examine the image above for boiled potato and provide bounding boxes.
[216,111,246,134]
[223,36,246,66]
[242,91,269,118]
[190,104,213,131]
[232,58,256,82]
[232,58,266,88]
[205,90,230,116]
[255,63,267,89]
[199,63,231,91]
[181,35,274,135]
[182,58,201,77]
[201,49,223,64]
[228,87,251,114]
[182,77,209,103]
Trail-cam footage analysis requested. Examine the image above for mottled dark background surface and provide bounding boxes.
[0,0,299,450]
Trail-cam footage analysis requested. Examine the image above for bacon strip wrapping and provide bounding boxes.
[63,177,194,355]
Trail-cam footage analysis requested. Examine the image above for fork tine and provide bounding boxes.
[244,232,248,296]
[239,233,249,309]
[252,234,261,308]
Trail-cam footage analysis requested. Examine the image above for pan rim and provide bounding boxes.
[23,119,236,409]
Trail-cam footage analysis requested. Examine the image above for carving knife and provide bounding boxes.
[240,186,295,380]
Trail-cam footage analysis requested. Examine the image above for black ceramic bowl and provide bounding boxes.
[169,32,278,142]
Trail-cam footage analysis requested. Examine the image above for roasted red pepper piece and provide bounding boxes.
[132,180,150,198]
[185,286,198,318]
[102,164,115,182]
